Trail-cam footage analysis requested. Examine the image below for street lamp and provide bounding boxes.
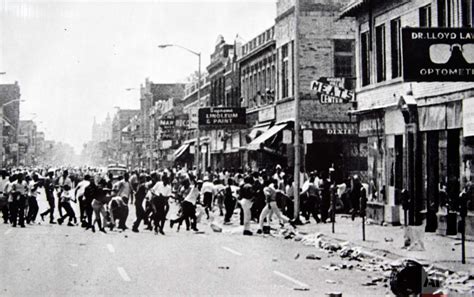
[158,43,202,177]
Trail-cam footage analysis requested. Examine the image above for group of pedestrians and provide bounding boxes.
[0,164,367,236]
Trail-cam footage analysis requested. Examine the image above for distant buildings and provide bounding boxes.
[0,81,21,167]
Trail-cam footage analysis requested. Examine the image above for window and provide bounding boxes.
[361,31,371,86]
[461,0,473,27]
[282,44,289,98]
[375,24,386,83]
[334,39,354,78]
[419,4,432,27]
[390,18,401,79]
[438,0,451,27]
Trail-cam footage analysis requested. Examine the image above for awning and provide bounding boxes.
[340,0,367,18]
[173,144,190,160]
[247,123,288,151]
[246,123,271,142]
[184,136,210,145]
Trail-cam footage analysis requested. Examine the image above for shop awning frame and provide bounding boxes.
[247,123,288,151]
[173,144,190,160]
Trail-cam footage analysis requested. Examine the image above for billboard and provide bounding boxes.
[198,107,246,129]
[402,27,474,82]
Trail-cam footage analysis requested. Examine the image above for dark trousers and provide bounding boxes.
[173,201,197,230]
[133,203,146,230]
[111,206,128,229]
[203,192,212,219]
[57,194,63,217]
[85,201,93,227]
[27,196,39,223]
[79,196,87,223]
[40,197,55,222]
[59,202,76,223]
[251,197,265,222]
[223,196,235,223]
[152,198,168,231]
[1,201,9,223]
[10,195,26,227]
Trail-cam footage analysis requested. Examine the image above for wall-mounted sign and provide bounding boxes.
[159,118,175,128]
[282,129,292,144]
[199,107,246,129]
[303,130,313,144]
[258,106,275,122]
[402,27,474,82]
[310,80,354,104]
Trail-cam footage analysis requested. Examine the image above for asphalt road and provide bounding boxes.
[0,195,391,297]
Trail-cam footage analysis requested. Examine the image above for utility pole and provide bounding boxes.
[293,0,302,223]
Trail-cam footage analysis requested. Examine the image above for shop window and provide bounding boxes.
[419,4,432,27]
[360,31,371,86]
[390,18,402,79]
[375,24,386,83]
[334,39,354,78]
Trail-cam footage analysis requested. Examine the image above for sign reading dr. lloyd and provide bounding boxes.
[402,27,474,81]
[198,107,246,129]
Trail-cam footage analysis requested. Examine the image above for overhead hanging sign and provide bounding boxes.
[310,80,354,104]
[198,107,246,129]
[402,27,474,81]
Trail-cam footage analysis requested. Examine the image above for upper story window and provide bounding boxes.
[334,39,355,78]
[360,31,371,87]
[419,4,432,27]
[375,24,386,83]
[438,0,452,27]
[390,18,402,79]
[461,0,473,27]
[281,44,289,98]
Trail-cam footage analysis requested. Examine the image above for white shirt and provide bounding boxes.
[75,180,90,198]
[0,178,8,193]
[184,186,200,205]
[150,181,172,197]
[201,181,214,194]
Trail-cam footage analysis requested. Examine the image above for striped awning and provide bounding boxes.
[173,144,190,160]
[340,0,367,18]
[310,122,357,131]
[247,123,288,151]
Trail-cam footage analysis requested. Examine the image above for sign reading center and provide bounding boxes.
[310,80,354,104]
[198,107,246,129]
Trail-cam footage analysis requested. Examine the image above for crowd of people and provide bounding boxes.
[0,165,368,236]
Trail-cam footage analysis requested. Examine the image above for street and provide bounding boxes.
[0,198,389,297]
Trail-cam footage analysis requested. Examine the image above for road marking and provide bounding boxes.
[4,229,11,235]
[273,270,309,288]
[221,246,242,256]
[107,244,115,253]
[117,267,131,282]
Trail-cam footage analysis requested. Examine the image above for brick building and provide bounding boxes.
[242,0,362,180]
[0,82,21,167]
[239,26,278,170]
[341,0,474,232]
[111,108,140,165]
[206,35,243,170]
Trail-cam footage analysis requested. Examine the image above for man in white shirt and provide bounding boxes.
[11,173,28,228]
[0,171,10,224]
[75,174,91,227]
[170,179,200,232]
[201,177,214,220]
[149,174,172,234]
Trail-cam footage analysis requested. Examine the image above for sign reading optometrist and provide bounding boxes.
[402,27,474,81]
[198,107,246,129]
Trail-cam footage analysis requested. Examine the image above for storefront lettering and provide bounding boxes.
[310,81,354,104]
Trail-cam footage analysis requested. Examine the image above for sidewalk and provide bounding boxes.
[294,215,474,275]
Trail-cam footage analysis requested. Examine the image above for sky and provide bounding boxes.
[0,0,276,153]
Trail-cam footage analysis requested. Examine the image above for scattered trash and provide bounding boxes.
[384,237,393,242]
[306,254,321,260]
[272,258,278,262]
[325,292,342,297]
[79,243,86,246]
[325,279,337,284]
[124,235,128,238]
[210,222,222,233]
[294,253,300,260]
[217,266,229,270]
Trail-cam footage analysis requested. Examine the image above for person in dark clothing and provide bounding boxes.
[239,176,255,235]
[11,173,28,228]
[40,171,56,224]
[132,175,148,233]
[320,172,331,223]
[223,179,237,224]
[350,175,362,220]
[251,173,265,222]
[83,179,97,229]
[26,174,40,224]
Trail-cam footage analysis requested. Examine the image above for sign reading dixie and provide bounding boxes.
[402,27,474,82]
[198,107,246,128]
